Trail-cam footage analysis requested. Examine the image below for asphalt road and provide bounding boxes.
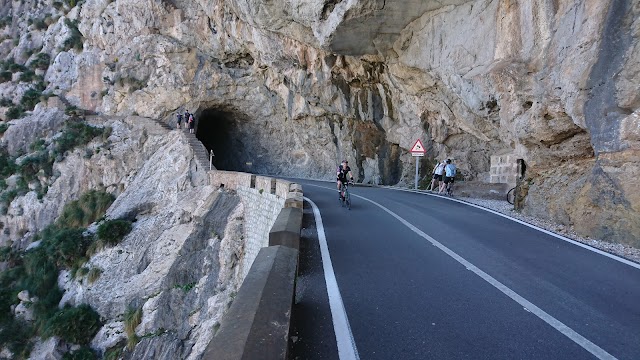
[289,179,640,360]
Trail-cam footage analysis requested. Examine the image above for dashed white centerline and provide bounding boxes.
[305,196,360,360]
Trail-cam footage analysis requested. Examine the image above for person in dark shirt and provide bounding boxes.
[336,159,354,199]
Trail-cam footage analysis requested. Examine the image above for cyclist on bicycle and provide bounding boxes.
[440,159,456,195]
[337,160,354,199]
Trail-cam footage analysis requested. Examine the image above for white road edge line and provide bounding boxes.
[383,186,640,270]
[305,196,361,360]
[346,190,617,360]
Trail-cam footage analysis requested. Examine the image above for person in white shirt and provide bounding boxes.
[429,160,446,191]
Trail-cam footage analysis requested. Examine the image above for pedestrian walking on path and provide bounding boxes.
[188,113,195,134]
[184,110,190,130]
[176,113,183,129]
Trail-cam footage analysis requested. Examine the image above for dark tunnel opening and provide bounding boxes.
[196,108,252,172]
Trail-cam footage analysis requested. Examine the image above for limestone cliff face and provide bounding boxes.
[67,0,639,244]
[0,0,637,358]
[0,0,637,258]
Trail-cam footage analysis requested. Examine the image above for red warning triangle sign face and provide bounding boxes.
[410,139,426,154]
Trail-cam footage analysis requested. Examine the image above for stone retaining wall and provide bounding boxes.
[490,154,519,186]
[208,170,301,280]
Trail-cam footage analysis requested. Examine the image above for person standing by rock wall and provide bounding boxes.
[188,113,195,134]
[176,113,183,129]
[430,160,446,191]
[184,110,190,130]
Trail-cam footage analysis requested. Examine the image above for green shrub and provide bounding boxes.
[20,88,42,111]
[33,18,48,30]
[41,227,89,270]
[44,304,102,345]
[19,69,36,83]
[62,346,97,360]
[30,53,51,71]
[0,16,12,28]
[0,189,18,206]
[0,97,13,107]
[34,78,48,92]
[53,2,64,10]
[0,71,11,82]
[56,190,114,228]
[15,176,28,194]
[18,151,53,182]
[54,121,105,156]
[36,184,48,200]
[0,123,8,134]
[61,19,83,52]
[29,139,46,152]
[21,246,59,298]
[8,62,27,73]
[97,220,132,246]
[6,105,24,120]
[104,345,123,360]
[64,105,83,117]
[0,147,16,177]
[0,318,34,358]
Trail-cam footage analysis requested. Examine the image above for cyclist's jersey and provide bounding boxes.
[445,164,456,177]
[337,165,351,181]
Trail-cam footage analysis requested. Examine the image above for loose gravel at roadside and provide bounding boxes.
[457,197,640,264]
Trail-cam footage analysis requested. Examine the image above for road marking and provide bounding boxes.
[290,178,638,269]
[305,197,361,360]
[347,190,617,360]
[385,187,640,270]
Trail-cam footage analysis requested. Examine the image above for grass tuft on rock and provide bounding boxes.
[124,305,142,350]
[57,190,115,228]
[87,267,102,284]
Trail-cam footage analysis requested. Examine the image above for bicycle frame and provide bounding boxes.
[339,182,351,209]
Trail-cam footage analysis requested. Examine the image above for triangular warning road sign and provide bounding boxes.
[410,139,426,154]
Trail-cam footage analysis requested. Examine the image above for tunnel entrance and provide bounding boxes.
[196,108,251,172]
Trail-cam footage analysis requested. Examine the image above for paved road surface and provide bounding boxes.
[289,180,640,360]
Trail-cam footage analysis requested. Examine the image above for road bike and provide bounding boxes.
[445,181,454,197]
[338,182,352,210]
[507,186,516,205]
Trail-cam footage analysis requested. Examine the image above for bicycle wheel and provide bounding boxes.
[345,191,351,210]
[507,187,516,204]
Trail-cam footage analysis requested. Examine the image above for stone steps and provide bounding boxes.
[152,119,174,131]
[184,133,213,170]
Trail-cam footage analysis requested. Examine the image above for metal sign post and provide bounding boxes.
[410,139,426,190]
[415,156,420,189]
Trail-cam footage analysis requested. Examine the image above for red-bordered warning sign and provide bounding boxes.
[410,139,426,157]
